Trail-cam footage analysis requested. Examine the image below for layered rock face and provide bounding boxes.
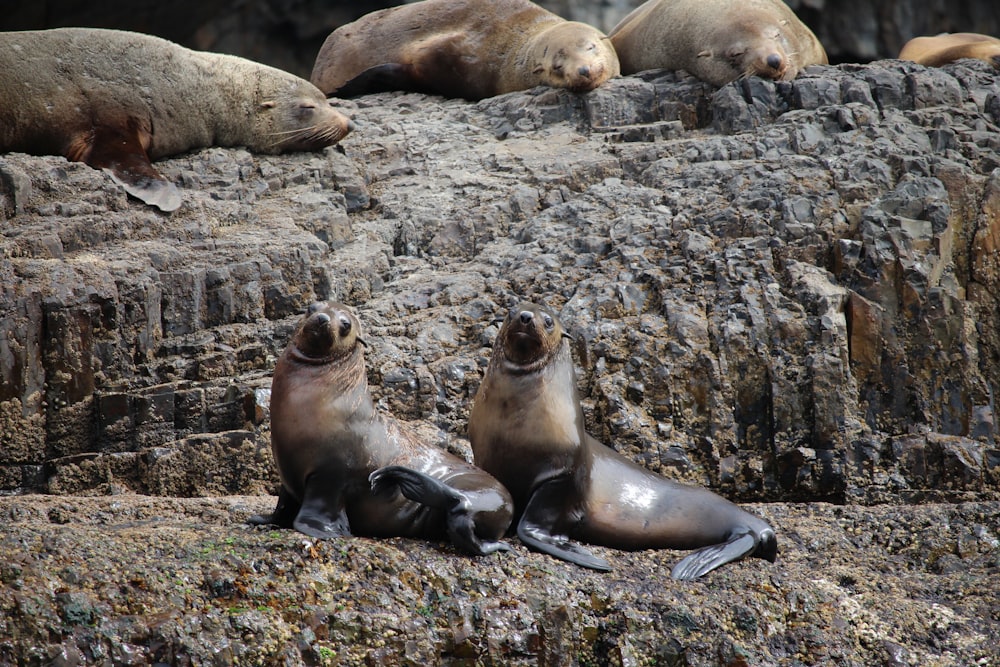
[2,45,1000,665]
[3,60,998,504]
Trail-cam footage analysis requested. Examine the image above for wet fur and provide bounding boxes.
[470,302,778,579]
[256,302,513,557]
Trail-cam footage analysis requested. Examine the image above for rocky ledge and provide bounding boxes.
[2,59,1000,664]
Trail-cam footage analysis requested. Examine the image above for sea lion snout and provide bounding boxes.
[766,53,782,70]
[291,301,363,361]
[519,310,534,324]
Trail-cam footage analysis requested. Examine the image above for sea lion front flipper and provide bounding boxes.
[369,465,511,556]
[79,120,182,212]
[292,476,352,538]
[517,478,612,572]
[248,485,300,528]
[669,532,757,581]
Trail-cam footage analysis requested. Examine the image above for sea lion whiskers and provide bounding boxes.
[266,120,352,150]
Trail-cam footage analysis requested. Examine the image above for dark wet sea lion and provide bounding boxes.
[608,0,827,86]
[252,302,512,557]
[310,0,619,101]
[898,33,1000,68]
[469,302,777,579]
[0,28,353,212]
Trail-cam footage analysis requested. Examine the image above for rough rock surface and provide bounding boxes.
[2,59,1000,663]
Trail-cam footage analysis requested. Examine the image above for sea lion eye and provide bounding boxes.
[306,302,323,315]
[543,314,554,329]
[338,316,352,337]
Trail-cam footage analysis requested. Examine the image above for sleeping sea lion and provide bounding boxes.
[608,0,827,86]
[0,28,353,212]
[310,0,619,101]
[898,32,1000,68]
[469,302,777,579]
[251,302,512,557]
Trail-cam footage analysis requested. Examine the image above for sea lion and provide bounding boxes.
[310,0,620,101]
[469,302,777,579]
[0,28,354,213]
[608,0,827,86]
[898,32,1000,68]
[251,301,513,557]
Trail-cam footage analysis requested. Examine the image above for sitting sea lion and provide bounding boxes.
[0,28,354,212]
[251,302,513,557]
[310,0,620,101]
[608,0,827,86]
[469,302,777,579]
[898,32,1000,68]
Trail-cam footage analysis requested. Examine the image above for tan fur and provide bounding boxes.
[899,33,1000,68]
[0,28,353,211]
[311,0,619,101]
[609,0,827,86]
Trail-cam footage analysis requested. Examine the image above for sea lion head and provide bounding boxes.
[288,301,366,365]
[494,302,570,374]
[528,23,621,93]
[253,78,355,153]
[708,18,796,83]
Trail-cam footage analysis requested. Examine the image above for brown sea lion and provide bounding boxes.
[898,32,1000,68]
[0,28,354,213]
[310,0,620,101]
[469,302,777,579]
[608,0,827,86]
[251,302,513,557]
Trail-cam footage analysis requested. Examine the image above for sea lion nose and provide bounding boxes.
[519,311,534,324]
[766,53,783,70]
[578,65,591,78]
[315,312,331,324]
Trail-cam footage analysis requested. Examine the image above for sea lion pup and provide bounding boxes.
[0,28,354,213]
[898,33,1000,68]
[469,302,777,579]
[608,0,827,86]
[251,302,512,557]
[310,0,620,101]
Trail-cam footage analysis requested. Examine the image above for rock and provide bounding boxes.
[3,58,1000,662]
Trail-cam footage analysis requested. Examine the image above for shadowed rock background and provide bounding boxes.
[2,1,1000,665]
[4,0,1000,76]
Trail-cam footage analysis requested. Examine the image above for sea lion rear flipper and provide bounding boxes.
[80,121,182,212]
[669,532,757,581]
[248,485,300,528]
[369,465,511,556]
[292,476,352,538]
[517,479,612,572]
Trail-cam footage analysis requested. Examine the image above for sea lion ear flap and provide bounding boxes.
[564,326,590,370]
[357,337,368,348]
[697,49,712,59]
[260,100,276,109]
